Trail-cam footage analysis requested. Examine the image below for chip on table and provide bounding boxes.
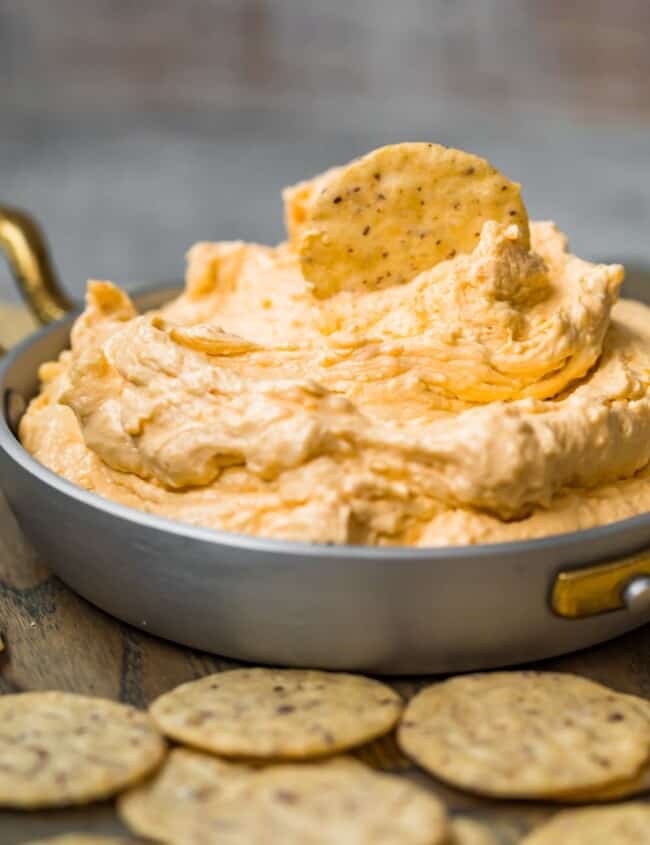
[0,691,166,808]
[398,672,650,799]
[149,668,402,758]
[121,750,448,845]
[551,694,650,803]
[118,748,258,842]
[521,803,650,844]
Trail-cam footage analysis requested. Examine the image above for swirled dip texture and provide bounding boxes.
[21,145,650,547]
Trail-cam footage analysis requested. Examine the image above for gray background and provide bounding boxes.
[1,0,649,305]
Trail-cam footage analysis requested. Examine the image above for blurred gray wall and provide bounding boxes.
[1,0,649,304]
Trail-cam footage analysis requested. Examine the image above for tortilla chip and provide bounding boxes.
[297,142,528,297]
[210,757,448,845]
[398,672,650,799]
[0,691,165,808]
[119,747,257,842]
[551,695,650,802]
[149,668,402,759]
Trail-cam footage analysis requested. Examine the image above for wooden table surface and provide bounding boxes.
[2,305,650,845]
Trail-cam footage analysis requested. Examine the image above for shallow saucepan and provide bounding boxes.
[2,207,650,674]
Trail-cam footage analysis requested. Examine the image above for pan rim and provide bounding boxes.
[2,293,650,563]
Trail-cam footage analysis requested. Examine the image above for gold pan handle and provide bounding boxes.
[0,206,75,350]
[552,546,650,618]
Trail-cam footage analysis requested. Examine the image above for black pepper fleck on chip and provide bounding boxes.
[333,195,342,204]
[362,225,370,236]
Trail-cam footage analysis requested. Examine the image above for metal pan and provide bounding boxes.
[2,207,650,675]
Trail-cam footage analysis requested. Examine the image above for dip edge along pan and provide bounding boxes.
[2,205,650,675]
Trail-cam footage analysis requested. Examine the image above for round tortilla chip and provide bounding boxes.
[553,694,650,803]
[208,757,448,845]
[149,668,402,758]
[397,672,650,799]
[521,803,650,844]
[0,691,166,808]
[298,142,528,297]
[121,751,446,845]
[135,754,447,845]
[449,818,500,845]
[118,747,258,842]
